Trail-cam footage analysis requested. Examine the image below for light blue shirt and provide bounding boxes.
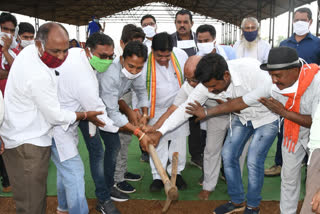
[97,56,149,127]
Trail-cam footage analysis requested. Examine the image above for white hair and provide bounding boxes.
[240,17,260,30]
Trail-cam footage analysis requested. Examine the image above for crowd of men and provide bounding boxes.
[0,6,320,214]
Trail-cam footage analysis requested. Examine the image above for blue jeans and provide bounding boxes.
[99,130,121,192]
[275,119,284,166]
[79,121,121,201]
[51,139,89,214]
[79,121,108,202]
[221,116,278,207]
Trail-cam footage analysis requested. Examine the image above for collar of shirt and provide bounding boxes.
[288,32,313,43]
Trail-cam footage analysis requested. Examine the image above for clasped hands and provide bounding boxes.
[138,124,162,153]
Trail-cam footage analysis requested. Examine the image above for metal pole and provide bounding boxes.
[257,0,262,23]
[272,0,276,47]
[317,5,320,36]
[269,0,273,43]
[76,26,80,41]
[221,23,224,44]
[291,0,295,35]
[34,18,39,33]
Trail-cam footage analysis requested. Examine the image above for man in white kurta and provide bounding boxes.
[142,32,189,191]
[233,17,270,63]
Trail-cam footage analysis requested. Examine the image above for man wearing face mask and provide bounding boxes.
[97,41,152,194]
[185,47,320,214]
[233,17,271,63]
[17,22,35,50]
[87,15,101,39]
[196,24,236,60]
[0,22,105,214]
[0,12,19,95]
[265,7,320,178]
[140,32,189,192]
[0,12,19,195]
[141,14,157,51]
[51,32,123,214]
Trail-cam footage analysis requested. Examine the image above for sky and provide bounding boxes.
[1,0,318,55]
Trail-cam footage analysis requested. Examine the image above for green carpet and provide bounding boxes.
[0,131,306,201]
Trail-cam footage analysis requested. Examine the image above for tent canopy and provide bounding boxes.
[1,0,315,26]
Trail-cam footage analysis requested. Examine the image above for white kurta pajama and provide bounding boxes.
[143,47,189,179]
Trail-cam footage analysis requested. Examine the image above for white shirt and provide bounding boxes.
[142,47,189,139]
[158,58,278,135]
[233,38,271,63]
[53,48,119,162]
[0,45,76,149]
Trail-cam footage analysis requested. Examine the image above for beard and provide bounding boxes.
[241,35,259,50]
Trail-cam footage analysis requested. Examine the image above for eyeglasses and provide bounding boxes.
[0,26,15,34]
[142,22,156,27]
[99,53,116,60]
[185,77,199,83]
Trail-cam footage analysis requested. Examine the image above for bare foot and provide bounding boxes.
[198,190,211,200]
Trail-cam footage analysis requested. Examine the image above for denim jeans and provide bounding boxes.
[221,116,278,208]
[79,121,121,201]
[79,121,108,201]
[99,130,121,194]
[51,139,89,214]
[275,119,284,166]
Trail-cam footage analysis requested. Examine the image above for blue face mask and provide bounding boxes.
[243,30,258,42]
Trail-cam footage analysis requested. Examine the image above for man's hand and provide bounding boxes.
[139,114,149,126]
[127,110,139,126]
[312,189,320,213]
[86,111,105,127]
[139,131,162,152]
[1,35,12,52]
[259,97,287,117]
[141,124,156,133]
[185,101,206,122]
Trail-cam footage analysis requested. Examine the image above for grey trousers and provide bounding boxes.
[280,143,307,214]
[300,148,320,214]
[114,132,132,183]
[203,99,229,191]
[3,144,51,214]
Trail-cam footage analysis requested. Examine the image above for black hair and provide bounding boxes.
[36,22,69,44]
[295,7,312,20]
[140,14,156,25]
[196,24,216,39]
[195,53,229,83]
[86,32,114,50]
[175,9,193,23]
[0,12,17,27]
[121,24,145,44]
[152,32,173,52]
[123,41,148,62]
[18,22,35,35]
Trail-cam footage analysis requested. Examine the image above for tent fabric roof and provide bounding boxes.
[1,0,315,26]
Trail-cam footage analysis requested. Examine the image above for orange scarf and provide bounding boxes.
[283,64,319,152]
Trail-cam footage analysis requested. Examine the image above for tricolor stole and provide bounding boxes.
[146,52,184,118]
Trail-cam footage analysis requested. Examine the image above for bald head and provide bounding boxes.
[35,22,69,60]
[184,55,202,87]
[36,22,69,45]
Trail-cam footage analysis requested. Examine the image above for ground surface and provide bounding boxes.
[0,197,303,214]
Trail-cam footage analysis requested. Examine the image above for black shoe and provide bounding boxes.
[140,153,149,163]
[190,158,203,169]
[176,174,187,190]
[149,179,164,192]
[110,186,129,202]
[115,181,136,194]
[124,172,142,182]
[96,200,121,214]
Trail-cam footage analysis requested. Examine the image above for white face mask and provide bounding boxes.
[0,32,18,49]
[197,41,215,56]
[20,39,34,48]
[121,66,142,80]
[143,25,156,38]
[293,21,310,36]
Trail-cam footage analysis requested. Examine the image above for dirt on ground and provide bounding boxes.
[0,197,303,214]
